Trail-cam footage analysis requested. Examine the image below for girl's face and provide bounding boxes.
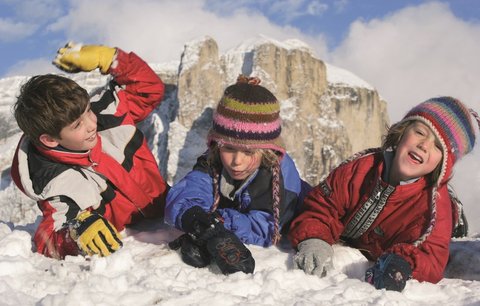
[390,121,443,185]
[219,145,262,181]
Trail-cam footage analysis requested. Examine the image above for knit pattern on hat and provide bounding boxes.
[207,75,285,156]
[401,96,477,185]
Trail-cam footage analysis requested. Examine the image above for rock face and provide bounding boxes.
[154,36,389,186]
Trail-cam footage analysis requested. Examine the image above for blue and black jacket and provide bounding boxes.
[165,152,311,247]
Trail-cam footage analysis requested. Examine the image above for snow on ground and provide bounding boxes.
[1,196,480,306]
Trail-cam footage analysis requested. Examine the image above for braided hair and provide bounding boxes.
[207,74,284,245]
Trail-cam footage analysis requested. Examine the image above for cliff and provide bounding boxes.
[158,36,389,185]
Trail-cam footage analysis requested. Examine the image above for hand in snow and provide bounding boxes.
[294,238,333,277]
[69,211,123,257]
[180,206,255,274]
[365,253,412,292]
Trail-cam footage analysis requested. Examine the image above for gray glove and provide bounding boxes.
[294,238,333,277]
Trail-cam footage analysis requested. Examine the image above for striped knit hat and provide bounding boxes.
[401,96,479,185]
[208,75,284,245]
[207,75,285,157]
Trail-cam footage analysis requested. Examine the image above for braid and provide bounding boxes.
[210,167,221,213]
[271,161,281,245]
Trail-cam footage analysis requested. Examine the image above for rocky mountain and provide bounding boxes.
[152,36,389,186]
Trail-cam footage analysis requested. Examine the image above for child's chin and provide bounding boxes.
[84,138,98,150]
[230,173,249,180]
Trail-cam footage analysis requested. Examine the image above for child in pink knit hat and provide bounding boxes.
[289,96,480,291]
[165,75,310,275]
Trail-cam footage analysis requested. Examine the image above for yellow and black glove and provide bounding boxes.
[69,211,123,257]
[53,42,116,74]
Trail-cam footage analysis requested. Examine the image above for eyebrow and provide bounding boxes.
[70,105,91,128]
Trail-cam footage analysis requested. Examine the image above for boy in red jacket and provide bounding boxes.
[289,97,479,291]
[11,42,169,259]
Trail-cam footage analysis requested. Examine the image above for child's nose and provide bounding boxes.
[418,139,433,151]
[231,152,245,165]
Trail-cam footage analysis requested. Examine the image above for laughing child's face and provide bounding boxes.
[390,121,443,185]
[41,104,98,151]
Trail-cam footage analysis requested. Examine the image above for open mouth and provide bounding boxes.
[408,151,423,164]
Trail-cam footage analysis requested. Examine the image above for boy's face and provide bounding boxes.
[48,105,98,151]
[391,121,443,184]
[219,145,262,181]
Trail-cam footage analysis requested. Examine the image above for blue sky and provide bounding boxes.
[1,0,480,122]
[0,0,478,77]
[205,0,479,47]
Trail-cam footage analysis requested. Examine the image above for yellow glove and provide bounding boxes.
[53,42,116,74]
[69,211,123,257]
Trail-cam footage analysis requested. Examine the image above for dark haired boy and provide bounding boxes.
[11,42,168,259]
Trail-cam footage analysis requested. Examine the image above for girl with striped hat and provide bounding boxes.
[165,75,310,275]
[289,96,480,291]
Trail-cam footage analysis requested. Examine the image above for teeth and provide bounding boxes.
[410,152,423,163]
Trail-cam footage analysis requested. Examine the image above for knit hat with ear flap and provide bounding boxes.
[207,75,286,157]
[400,96,480,185]
[208,75,285,245]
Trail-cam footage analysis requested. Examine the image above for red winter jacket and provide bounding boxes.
[11,49,168,259]
[288,149,453,283]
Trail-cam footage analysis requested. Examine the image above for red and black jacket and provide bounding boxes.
[11,49,168,259]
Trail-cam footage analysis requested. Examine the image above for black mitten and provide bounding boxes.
[181,206,216,240]
[169,234,211,268]
[365,253,412,292]
[205,225,255,274]
[180,206,255,274]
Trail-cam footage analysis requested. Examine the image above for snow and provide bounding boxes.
[178,36,211,72]
[1,42,480,306]
[326,63,375,90]
[0,215,479,305]
[231,34,314,55]
[279,97,298,121]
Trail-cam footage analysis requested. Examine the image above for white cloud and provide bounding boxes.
[4,58,56,77]
[330,2,480,121]
[268,0,329,22]
[46,0,329,64]
[13,0,64,21]
[0,0,64,42]
[0,18,37,42]
[306,1,329,16]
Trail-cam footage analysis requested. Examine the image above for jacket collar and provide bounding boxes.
[34,135,103,167]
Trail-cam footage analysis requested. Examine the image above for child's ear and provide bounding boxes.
[39,134,59,148]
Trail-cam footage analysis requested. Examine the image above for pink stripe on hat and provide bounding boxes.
[213,113,281,134]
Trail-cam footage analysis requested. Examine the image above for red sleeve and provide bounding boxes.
[288,165,350,248]
[108,49,165,123]
[387,188,452,283]
[34,200,80,259]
